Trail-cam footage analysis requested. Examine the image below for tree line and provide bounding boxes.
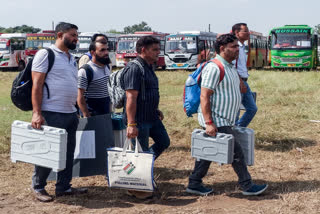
[1,22,319,35]
[0,22,153,34]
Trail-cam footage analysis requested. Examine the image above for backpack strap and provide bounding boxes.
[211,58,225,84]
[43,48,55,99]
[197,58,225,87]
[131,59,146,101]
[80,64,94,90]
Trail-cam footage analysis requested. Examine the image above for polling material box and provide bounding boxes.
[11,120,68,172]
[48,114,114,180]
[233,126,255,166]
[191,129,234,164]
[112,113,126,148]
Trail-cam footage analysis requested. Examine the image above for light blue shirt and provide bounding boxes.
[32,45,78,113]
[235,41,248,78]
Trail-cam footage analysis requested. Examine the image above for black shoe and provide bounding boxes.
[32,189,54,202]
[56,187,88,197]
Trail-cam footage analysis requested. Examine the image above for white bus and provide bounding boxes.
[0,33,27,70]
[164,31,217,70]
[71,32,119,67]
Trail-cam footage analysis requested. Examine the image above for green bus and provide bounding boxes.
[268,25,318,69]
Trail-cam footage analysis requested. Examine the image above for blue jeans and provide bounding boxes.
[236,81,257,127]
[32,111,78,193]
[188,126,253,191]
[131,119,170,160]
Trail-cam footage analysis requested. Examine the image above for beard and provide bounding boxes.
[96,54,111,65]
[64,38,77,50]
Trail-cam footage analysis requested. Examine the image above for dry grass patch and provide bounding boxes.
[0,70,320,213]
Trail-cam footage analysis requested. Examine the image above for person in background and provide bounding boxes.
[232,23,258,127]
[77,40,111,117]
[78,33,111,70]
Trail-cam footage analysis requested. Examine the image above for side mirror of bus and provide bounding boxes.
[268,36,271,49]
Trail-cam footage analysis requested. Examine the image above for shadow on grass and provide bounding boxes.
[226,179,320,201]
[255,137,316,152]
[154,167,192,181]
[56,183,197,208]
[166,146,190,153]
[55,179,319,208]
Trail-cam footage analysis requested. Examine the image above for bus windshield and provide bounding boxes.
[272,33,311,49]
[165,39,197,54]
[78,40,90,51]
[26,40,53,50]
[0,42,8,51]
[117,40,136,53]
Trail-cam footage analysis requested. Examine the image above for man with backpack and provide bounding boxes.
[121,36,170,199]
[78,33,109,69]
[232,23,257,127]
[31,22,87,202]
[77,40,111,117]
[186,34,268,196]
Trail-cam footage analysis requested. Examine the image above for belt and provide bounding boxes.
[241,78,248,82]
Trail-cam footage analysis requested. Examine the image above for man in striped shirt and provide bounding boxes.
[77,40,111,117]
[186,34,268,196]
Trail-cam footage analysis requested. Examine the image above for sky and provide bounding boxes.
[1,0,319,36]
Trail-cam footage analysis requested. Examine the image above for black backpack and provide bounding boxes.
[11,48,55,111]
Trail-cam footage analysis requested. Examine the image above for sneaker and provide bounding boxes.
[242,184,268,196]
[32,189,54,202]
[126,190,153,199]
[56,187,88,197]
[186,185,213,196]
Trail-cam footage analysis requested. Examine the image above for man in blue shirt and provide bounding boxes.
[232,23,258,127]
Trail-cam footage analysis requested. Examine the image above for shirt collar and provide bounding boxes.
[238,41,245,47]
[90,61,105,69]
[216,54,233,68]
[137,56,153,69]
[50,44,65,53]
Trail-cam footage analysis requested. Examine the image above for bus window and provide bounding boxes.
[108,41,116,52]
[160,40,165,51]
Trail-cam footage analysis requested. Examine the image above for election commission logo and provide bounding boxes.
[123,162,135,175]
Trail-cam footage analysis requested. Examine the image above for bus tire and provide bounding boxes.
[18,61,25,71]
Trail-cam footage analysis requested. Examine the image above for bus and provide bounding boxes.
[116,31,168,68]
[247,31,268,69]
[0,33,27,70]
[25,32,55,57]
[164,31,217,70]
[71,32,118,67]
[268,25,318,69]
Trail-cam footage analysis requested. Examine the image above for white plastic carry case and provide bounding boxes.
[11,120,68,172]
[233,126,255,166]
[191,129,234,164]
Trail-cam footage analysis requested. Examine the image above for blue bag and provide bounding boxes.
[183,58,225,117]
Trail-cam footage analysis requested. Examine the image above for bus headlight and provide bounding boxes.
[272,56,280,59]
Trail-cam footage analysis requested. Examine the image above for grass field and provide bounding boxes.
[0,70,320,213]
